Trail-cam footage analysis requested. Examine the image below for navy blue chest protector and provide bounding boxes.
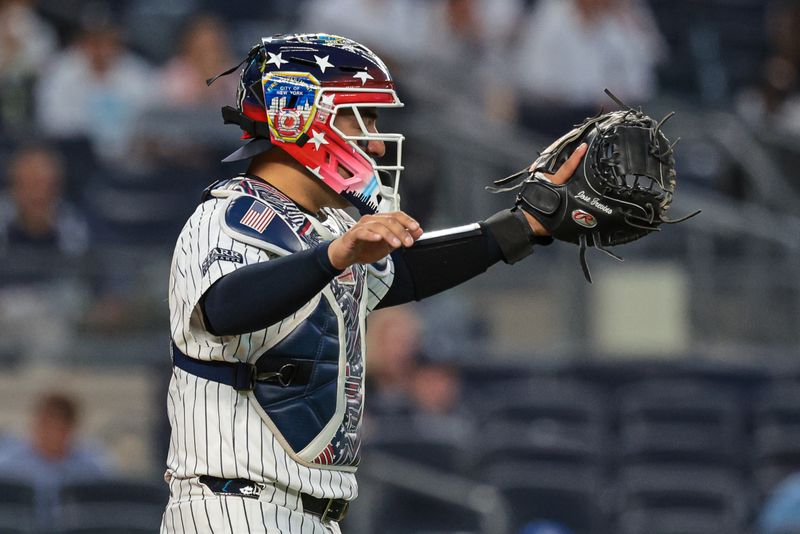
[174,176,367,467]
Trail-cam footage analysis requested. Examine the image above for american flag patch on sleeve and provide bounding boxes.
[240,200,276,233]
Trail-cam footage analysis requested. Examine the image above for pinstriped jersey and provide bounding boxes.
[165,177,394,505]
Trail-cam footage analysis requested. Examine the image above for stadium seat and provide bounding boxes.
[477,378,608,445]
[58,479,168,533]
[363,421,472,474]
[470,378,608,477]
[458,363,538,398]
[482,463,605,534]
[755,382,800,493]
[615,464,748,534]
[0,478,36,533]
[474,420,602,475]
[618,379,744,469]
[367,484,482,534]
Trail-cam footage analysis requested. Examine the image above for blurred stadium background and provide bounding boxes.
[0,0,799,532]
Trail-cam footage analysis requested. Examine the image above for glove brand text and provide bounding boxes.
[576,190,613,214]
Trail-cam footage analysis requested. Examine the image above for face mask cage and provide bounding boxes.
[323,89,405,213]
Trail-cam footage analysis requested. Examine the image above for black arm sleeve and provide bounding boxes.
[201,242,342,336]
[377,209,548,308]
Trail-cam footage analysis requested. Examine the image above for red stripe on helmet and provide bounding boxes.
[330,91,398,105]
[242,101,268,122]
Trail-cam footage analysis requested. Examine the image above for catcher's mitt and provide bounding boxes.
[491,90,699,282]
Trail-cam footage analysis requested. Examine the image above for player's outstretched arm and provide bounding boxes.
[376,144,588,309]
[201,213,422,336]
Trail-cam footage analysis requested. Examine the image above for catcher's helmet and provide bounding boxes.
[218,33,404,214]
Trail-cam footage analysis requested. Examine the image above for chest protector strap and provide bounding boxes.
[171,343,313,391]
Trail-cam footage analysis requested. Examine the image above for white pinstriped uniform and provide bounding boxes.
[161,178,394,533]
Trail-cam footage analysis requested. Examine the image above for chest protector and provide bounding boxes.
[213,177,369,470]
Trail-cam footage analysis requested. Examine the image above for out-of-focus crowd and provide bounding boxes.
[0,0,728,353]
[0,0,676,360]
[2,0,800,532]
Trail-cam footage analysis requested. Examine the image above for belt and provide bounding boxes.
[199,476,349,522]
[171,343,313,391]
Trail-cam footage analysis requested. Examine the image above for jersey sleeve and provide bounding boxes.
[171,198,267,322]
[169,194,316,360]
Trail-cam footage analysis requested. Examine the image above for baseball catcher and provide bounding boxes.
[164,33,587,534]
[491,90,700,282]
[162,30,696,533]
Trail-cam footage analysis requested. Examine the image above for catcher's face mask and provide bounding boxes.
[321,93,404,214]
[218,33,405,215]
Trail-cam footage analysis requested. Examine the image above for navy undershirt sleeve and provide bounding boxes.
[201,242,342,337]
[203,216,520,333]
[376,224,504,308]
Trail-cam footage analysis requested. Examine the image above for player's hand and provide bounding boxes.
[328,211,424,270]
[523,143,588,236]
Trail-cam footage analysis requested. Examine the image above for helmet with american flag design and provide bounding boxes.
[217,33,404,215]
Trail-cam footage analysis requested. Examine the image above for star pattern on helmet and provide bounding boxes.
[265,52,287,68]
[319,93,336,109]
[309,130,329,150]
[314,55,334,73]
[306,165,323,178]
[352,71,374,85]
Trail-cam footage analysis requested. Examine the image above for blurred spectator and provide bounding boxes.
[512,0,665,134]
[124,13,239,170]
[737,2,800,135]
[365,304,422,416]
[759,473,800,534]
[411,360,462,416]
[407,358,473,442]
[0,145,90,360]
[302,0,522,118]
[301,0,431,65]
[35,19,156,162]
[300,0,518,69]
[0,145,89,262]
[160,14,237,107]
[366,304,472,442]
[0,0,57,129]
[420,0,526,122]
[413,0,524,66]
[0,392,114,527]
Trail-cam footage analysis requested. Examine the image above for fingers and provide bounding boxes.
[361,212,422,247]
[353,227,384,242]
[372,212,421,233]
[352,225,396,248]
[331,211,423,269]
[360,220,409,247]
[548,143,588,185]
